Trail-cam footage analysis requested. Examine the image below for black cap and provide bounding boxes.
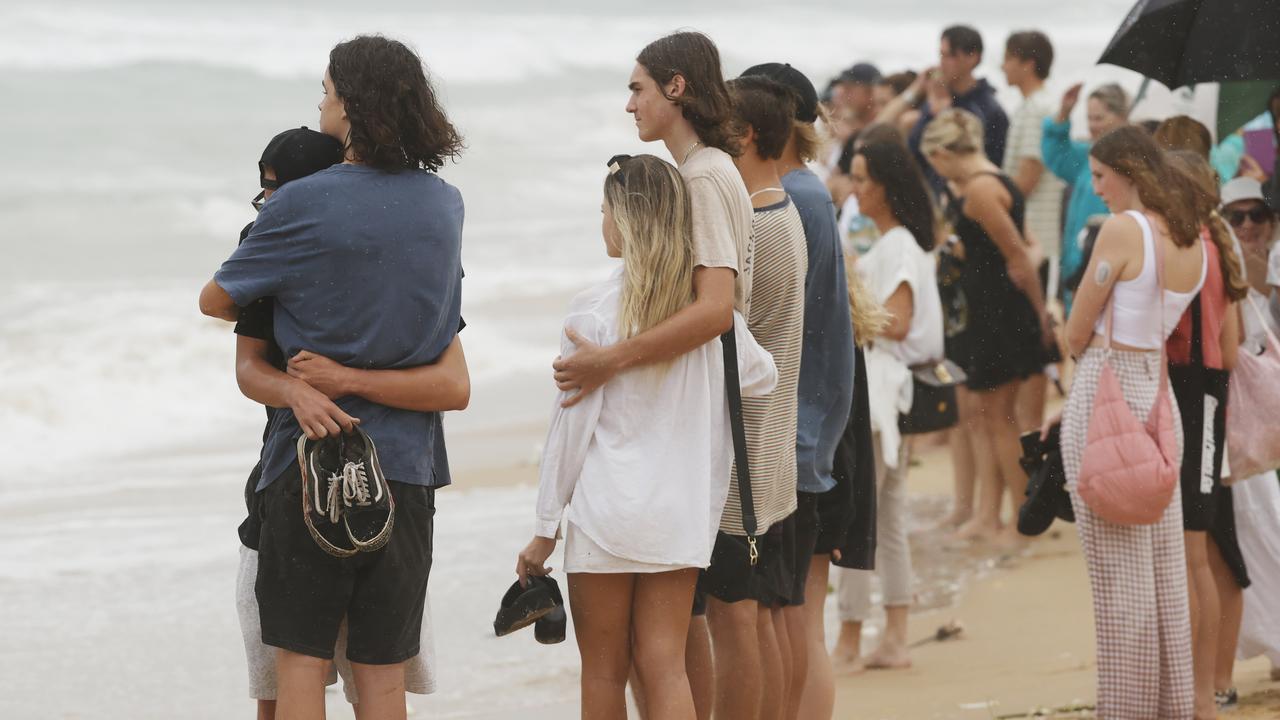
[838,62,883,86]
[740,63,819,124]
[259,127,344,188]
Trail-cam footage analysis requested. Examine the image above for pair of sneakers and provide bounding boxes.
[297,427,395,558]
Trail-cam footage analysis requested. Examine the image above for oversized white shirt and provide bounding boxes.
[535,268,777,567]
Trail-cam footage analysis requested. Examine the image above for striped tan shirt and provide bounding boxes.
[722,196,808,536]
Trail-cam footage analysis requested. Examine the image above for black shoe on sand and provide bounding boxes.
[298,426,394,558]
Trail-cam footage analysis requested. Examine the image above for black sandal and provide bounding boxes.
[535,579,566,644]
[493,576,560,637]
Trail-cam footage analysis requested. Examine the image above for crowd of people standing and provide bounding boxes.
[197,21,1280,720]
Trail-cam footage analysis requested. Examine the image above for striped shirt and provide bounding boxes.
[723,196,808,535]
[1003,89,1065,257]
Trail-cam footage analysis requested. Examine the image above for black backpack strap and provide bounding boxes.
[721,325,759,565]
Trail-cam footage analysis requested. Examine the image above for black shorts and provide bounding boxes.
[784,493,822,606]
[255,463,436,664]
[814,478,850,556]
[238,461,266,551]
[1210,484,1251,589]
[698,517,792,607]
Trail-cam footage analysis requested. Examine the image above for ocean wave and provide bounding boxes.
[1,1,1136,86]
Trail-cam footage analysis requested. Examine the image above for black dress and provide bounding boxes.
[944,172,1047,390]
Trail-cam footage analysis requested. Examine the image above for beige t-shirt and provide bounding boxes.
[1003,88,1065,259]
[680,146,754,314]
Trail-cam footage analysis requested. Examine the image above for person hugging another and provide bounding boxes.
[553,31,754,720]
[517,155,776,719]
[200,35,465,720]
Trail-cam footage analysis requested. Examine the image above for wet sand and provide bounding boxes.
[830,438,1280,719]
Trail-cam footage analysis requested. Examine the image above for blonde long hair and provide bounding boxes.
[604,155,696,339]
[845,260,890,346]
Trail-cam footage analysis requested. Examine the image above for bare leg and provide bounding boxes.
[349,662,406,720]
[953,388,1003,541]
[796,558,835,719]
[686,616,714,720]
[1015,371,1048,434]
[257,700,277,720]
[631,569,698,720]
[629,666,648,720]
[706,596,763,719]
[1185,531,1220,720]
[979,381,1031,548]
[274,649,329,720]
[569,573,636,720]
[1207,536,1242,694]
[940,389,977,529]
[864,606,912,670]
[758,606,785,720]
[782,605,808,720]
[831,619,863,672]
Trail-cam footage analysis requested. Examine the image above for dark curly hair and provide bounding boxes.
[327,35,464,172]
[637,32,740,157]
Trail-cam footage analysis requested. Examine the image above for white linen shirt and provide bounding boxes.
[535,268,778,567]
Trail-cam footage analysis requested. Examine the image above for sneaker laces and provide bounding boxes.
[320,461,375,524]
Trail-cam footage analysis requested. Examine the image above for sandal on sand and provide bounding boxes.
[535,579,566,644]
[298,426,395,558]
[494,576,559,637]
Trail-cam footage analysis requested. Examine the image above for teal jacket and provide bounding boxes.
[1041,117,1109,289]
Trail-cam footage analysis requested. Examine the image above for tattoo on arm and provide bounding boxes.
[1095,260,1111,286]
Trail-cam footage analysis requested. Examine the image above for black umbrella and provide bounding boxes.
[1099,0,1280,89]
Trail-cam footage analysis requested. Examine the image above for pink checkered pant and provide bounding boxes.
[1062,349,1194,719]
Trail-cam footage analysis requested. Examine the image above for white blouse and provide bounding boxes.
[535,268,778,567]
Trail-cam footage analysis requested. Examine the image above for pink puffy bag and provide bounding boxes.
[1225,296,1280,482]
[1076,214,1180,525]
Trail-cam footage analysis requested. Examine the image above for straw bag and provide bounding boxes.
[1075,212,1179,525]
[1225,296,1280,482]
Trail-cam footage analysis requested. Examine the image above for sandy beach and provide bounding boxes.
[3,405,1278,718]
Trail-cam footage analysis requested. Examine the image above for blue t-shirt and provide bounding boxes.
[909,78,1011,193]
[215,163,464,490]
[783,169,855,494]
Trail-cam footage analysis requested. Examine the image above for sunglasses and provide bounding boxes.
[252,176,280,212]
[607,154,632,186]
[1226,207,1274,227]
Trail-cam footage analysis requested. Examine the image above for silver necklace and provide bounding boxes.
[749,187,785,199]
[682,140,702,163]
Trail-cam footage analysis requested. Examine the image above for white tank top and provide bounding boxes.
[1093,210,1207,349]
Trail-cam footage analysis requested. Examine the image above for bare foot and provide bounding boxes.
[926,511,972,534]
[863,645,912,670]
[996,526,1031,552]
[831,653,867,675]
[950,518,1001,543]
